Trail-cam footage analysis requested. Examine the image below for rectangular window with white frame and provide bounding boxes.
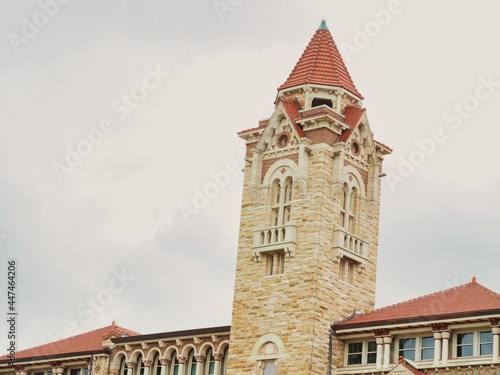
[397,335,434,362]
[454,330,495,358]
[346,341,377,366]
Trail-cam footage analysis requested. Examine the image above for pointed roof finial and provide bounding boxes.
[318,19,328,30]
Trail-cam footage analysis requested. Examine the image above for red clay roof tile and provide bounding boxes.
[339,106,365,143]
[278,21,363,99]
[279,98,306,138]
[1,323,139,361]
[334,280,500,329]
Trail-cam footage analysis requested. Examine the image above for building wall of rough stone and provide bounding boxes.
[228,119,384,375]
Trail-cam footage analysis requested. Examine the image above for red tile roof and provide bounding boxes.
[278,21,363,99]
[0,322,139,362]
[334,279,500,329]
[279,98,306,138]
[339,106,365,143]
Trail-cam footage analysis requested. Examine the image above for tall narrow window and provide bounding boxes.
[367,342,377,364]
[347,343,363,365]
[272,180,281,226]
[340,190,346,227]
[170,353,179,375]
[421,337,434,360]
[480,331,493,355]
[340,259,355,284]
[399,338,416,360]
[135,355,145,375]
[339,185,358,234]
[205,349,216,375]
[271,177,293,227]
[187,350,197,375]
[152,353,161,375]
[221,347,229,375]
[457,333,473,357]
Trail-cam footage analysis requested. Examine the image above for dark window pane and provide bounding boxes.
[399,338,415,350]
[457,333,473,345]
[367,352,377,364]
[367,341,377,352]
[347,354,362,365]
[348,343,363,354]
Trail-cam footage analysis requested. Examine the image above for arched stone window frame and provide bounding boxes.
[249,334,287,375]
[262,160,298,228]
[339,167,366,236]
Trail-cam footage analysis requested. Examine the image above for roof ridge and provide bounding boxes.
[473,281,500,301]
[354,282,473,319]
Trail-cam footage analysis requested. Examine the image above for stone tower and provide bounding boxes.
[227,21,391,375]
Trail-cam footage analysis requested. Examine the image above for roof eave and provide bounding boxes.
[0,349,108,367]
[333,309,500,333]
[111,325,231,345]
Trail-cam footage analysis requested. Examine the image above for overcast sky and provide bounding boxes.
[1,0,500,351]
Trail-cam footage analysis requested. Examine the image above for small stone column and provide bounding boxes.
[159,358,170,375]
[14,365,28,375]
[49,362,65,375]
[433,331,442,366]
[213,352,224,375]
[125,361,136,375]
[441,331,451,365]
[383,336,392,368]
[142,360,151,375]
[376,337,384,369]
[194,355,205,375]
[492,327,500,362]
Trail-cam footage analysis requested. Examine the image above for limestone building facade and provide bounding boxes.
[2,20,500,375]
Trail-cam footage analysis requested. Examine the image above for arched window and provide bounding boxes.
[118,357,126,375]
[204,348,215,375]
[271,177,293,227]
[169,352,179,375]
[151,353,161,375]
[220,346,229,375]
[187,350,197,375]
[340,184,358,234]
[135,355,145,375]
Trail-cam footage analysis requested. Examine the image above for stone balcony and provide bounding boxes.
[252,222,297,262]
[333,228,369,267]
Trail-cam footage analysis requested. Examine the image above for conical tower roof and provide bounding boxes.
[278,20,363,99]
